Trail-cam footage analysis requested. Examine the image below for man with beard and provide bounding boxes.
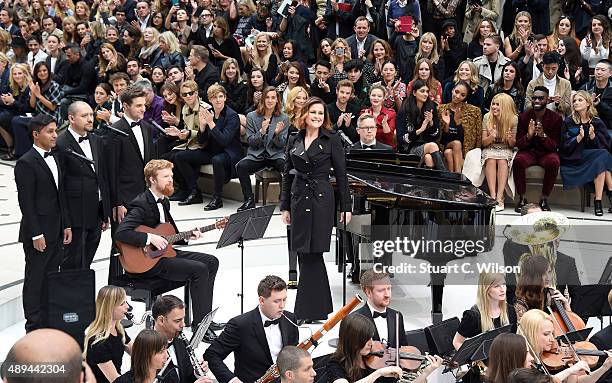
[513,86,562,212]
[56,101,112,269]
[114,159,221,337]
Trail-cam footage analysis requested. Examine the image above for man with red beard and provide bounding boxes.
[115,159,220,341]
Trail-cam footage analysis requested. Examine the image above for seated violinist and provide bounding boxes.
[353,270,407,347]
[519,309,612,383]
[325,314,443,383]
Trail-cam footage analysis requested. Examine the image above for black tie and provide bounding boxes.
[130,121,141,128]
[78,135,89,143]
[157,198,164,204]
[43,151,53,158]
[362,144,376,149]
[373,311,387,319]
[264,318,280,327]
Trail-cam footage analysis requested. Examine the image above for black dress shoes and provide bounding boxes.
[178,190,203,206]
[539,199,551,211]
[237,195,256,212]
[204,197,223,211]
[169,189,189,201]
[515,197,528,213]
[209,321,226,331]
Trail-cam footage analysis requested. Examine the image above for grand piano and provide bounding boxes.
[337,150,497,324]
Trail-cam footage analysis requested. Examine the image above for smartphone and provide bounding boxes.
[172,0,179,5]
[335,47,345,56]
[291,0,298,5]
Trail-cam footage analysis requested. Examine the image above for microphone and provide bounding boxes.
[64,148,95,165]
[338,130,353,147]
[98,121,129,137]
[150,120,168,136]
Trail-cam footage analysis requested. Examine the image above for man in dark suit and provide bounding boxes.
[328,80,361,143]
[346,17,377,60]
[353,270,408,347]
[153,295,214,383]
[114,159,220,338]
[56,101,112,269]
[186,46,220,103]
[111,85,158,223]
[204,276,300,383]
[15,114,72,332]
[350,114,393,151]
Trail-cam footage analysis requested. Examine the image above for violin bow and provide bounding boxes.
[396,312,400,369]
[518,323,552,377]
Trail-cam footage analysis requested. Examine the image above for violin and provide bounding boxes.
[542,341,608,371]
[365,341,427,371]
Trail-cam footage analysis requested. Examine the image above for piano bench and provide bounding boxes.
[254,168,281,205]
[110,274,191,329]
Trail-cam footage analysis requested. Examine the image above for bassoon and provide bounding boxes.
[255,294,363,383]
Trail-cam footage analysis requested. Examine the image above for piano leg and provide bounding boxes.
[287,225,298,289]
[431,272,447,325]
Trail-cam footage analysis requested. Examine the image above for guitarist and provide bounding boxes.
[114,159,221,341]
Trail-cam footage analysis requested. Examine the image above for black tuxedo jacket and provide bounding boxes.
[203,308,299,383]
[15,148,70,243]
[56,130,112,229]
[354,303,408,348]
[166,336,198,383]
[350,141,393,151]
[111,117,157,207]
[114,190,185,248]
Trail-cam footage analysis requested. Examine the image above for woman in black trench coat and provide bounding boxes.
[280,97,353,321]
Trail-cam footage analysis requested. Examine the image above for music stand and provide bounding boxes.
[190,307,219,346]
[217,205,276,313]
[599,257,612,284]
[557,328,592,343]
[445,324,513,374]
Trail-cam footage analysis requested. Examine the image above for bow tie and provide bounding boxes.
[157,198,166,204]
[264,318,280,327]
[130,121,141,128]
[362,144,376,149]
[372,311,387,319]
[43,151,53,158]
[78,135,89,143]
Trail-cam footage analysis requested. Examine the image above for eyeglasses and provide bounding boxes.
[358,126,376,132]
[181,91,196,97]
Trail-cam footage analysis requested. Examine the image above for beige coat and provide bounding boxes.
[172,100,210,151]
[525,75,572,117]
[462,0,500,43]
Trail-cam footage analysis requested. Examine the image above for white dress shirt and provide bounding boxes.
[367,301,388,343]
[145,188,167,246]
[31,144,59,240]
[259,307,283,363]
[359,139,377,149]
[124,115,145,159]
[68,127,102,200]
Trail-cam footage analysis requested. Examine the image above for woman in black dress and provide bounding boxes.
[115,330,169,383]
[84,285,133,383]
[326,314,442,383]
[280,97,352,321]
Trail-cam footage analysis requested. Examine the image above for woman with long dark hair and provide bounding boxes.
[547,16,579,51]
[207,17,243,72]
[468,18,497,59]
[97,43,127,84]
[396,79,444,169]
[557,37,589,90]
[280,97,351,322]
[246,68,269,113]
[483,62,525,114]
[122,25,143,60]
[580,15,610,75]
[362,39,393,86]
[484,333,533,383]
[406,58,442,105]
[276,62,309,106]
[114,330,168,383]
[29,61,62,123]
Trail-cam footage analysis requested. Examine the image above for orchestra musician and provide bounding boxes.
[325,313,443,383]
[15,114,71,332]
[519,309,612,383]
[203,276,299,383]
[114,159,220,336]
[589,289,612,350]
[277,346,317,383]
[485,333,535,383]
[280,97,352,322]
[83,285,133,383]
[57,101,112,269]
[354,270,408,348]
[152,295,213,382]
[114,329,170,383]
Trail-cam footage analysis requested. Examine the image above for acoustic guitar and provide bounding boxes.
[117,218,228,274]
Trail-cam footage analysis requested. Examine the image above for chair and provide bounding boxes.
[254,167,282,205]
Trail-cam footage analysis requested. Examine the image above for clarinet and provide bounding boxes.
[178,332,207,378]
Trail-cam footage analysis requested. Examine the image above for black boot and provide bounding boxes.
[204,197,223,211]
[431,151,447,171]
[237,195,256,212]
[515,196,528,213]
[607,189,612,213]
[594,199,603,216]
[178,189,203,206]
[539,198,551,211]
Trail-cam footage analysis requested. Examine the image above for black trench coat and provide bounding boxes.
[280,129,352,253]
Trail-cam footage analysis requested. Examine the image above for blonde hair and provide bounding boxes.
[476,273,510,332]
[0,30,10,52]
[518,309,552,356]
[143,27,160,48]
[0,52,9,65]
[252,32,273,71]
[83,286,127,358]
[9,64,31,95]
[98,43,119,76]
[510,12,532,42]
[453,60,480,91]
[330,38,351,67]
[159,31,180,54]
[571,90,598,123]
[75,1,91,21]
[144,159,173,187]
[415,32,440,65]
[285,86,308,121]
[89,20,106,40]
[487,93,517,142]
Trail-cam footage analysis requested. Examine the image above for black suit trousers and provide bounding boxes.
[295,252,333,320]
[235,158,284,198]
[23,240,63,332]
[174,150,230,197]
[63,223,102,270]
[148,250,219,326]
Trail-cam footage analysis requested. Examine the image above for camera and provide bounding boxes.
[335,47,345,56]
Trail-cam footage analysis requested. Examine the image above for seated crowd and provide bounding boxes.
[0,0,610,214]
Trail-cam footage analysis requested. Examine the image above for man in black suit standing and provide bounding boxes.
[112,85,158,224]
[152,295,214,383]
[354,270,408,347]
[57,101,112,269]
[350,114,393,151]
[15,114,72,332]
[345,17,377,61]
[114,159,220,339]
[204,276,300,383]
